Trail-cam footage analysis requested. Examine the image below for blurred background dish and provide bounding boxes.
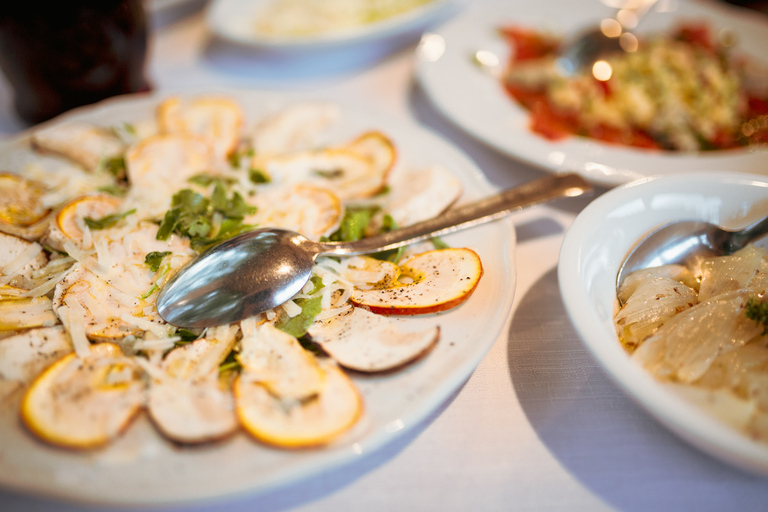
[206,0,459,53]
[558,171,768,476]
[415,0,768,187]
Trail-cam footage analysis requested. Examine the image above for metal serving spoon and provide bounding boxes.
[556,0,658,76]
[616,215,768,293]
[156,173,592,328]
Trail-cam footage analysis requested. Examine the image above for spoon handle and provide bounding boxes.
[725,215,768,253]
[321,173,592,257]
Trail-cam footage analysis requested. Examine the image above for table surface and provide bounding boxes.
[2,1,768,510]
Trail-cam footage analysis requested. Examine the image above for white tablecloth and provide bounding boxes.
[2,1,768,510]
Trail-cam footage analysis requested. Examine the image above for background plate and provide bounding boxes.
[0,89,516,505]
[206,0,458,52]
[415,0,768,187]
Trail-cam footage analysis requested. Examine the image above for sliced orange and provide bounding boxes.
[21,342,146,449]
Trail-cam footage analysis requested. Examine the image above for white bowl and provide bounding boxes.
[558,171,768,476]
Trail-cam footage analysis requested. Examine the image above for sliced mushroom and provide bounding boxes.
[0,326,73,384]
[124,133,215,218]
[264,148,387,201]
[21,342,146,449]
[30,122,126,172]
[250,102,340,160]
[350,248,484,315]
[245,184,342,241]
[308,307,439,372]
[147,327,239,444]
[157,96,244,162]
[380,164,462,228]
[234,322,362,448]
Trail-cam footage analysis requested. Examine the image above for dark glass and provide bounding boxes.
[0,0,151,125]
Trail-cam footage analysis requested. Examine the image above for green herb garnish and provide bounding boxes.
[431,236,450,250]
[84,209,136,230]
[371,213,405,263]
[103,156,127,181]
[156,183,256,251]
[275,276,324,338]
[144,251,172,272]
[328,206,379,242]
[97,184,127,197]
[746,296,768,334]
[248,168,271,184]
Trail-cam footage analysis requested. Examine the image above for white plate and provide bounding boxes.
[0,89,515,505]
[206,0,458,52]
[559,171,768,476]
[415,0,768,188]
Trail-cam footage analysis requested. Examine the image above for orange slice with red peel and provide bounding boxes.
[350,248,484,315]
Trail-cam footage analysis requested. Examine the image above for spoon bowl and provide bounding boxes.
[157,173,592,328]
[616,215,768,295]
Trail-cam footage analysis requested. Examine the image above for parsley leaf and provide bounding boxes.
[156,186,256,252]
[248,168,271,184]
[275,276,325,338]
[84,209,136,230]
[144,251,172,272]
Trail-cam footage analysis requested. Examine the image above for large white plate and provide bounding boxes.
[206,0,458,52]
[0,89,515,504]
[415,0,768,187]
[559,171,768,476]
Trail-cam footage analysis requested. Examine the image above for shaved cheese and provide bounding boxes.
[0,242,43,286]
[58,304,91,358]
[62,241,142,297]
[281,299,302,318]
[21,266,75,298]
[119,313,172,339]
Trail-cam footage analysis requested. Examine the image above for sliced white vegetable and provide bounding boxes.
[147,329,239,444]
[30,122,126,172]
[157,96,243,162]
[0,326,73,384]
[308,307,439,372]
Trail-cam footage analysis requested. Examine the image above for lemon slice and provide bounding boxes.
[21,343,146,449]
[0,173,50,228]
[43,195,123,251]
[234,358,362,448]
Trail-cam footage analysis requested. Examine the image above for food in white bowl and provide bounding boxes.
[559,171,768,476]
